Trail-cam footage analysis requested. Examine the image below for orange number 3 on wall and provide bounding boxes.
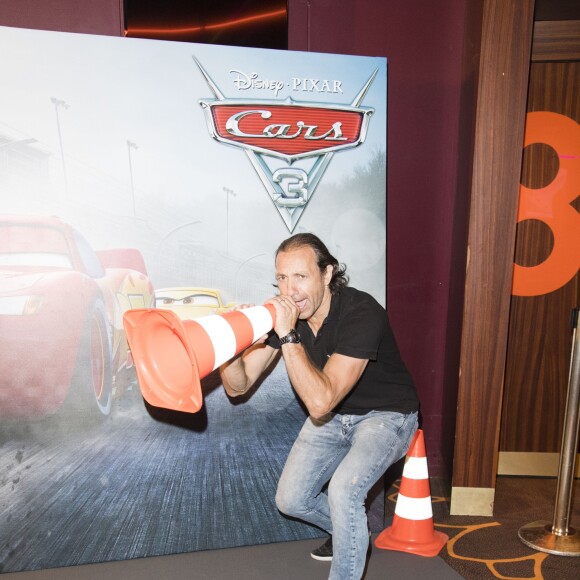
[512,111,580,297]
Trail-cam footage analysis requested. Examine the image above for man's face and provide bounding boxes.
[275,245,332,321]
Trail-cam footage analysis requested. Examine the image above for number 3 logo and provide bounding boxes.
[272,168,309,208]
[512,112,580,297]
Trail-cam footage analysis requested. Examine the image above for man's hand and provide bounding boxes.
[266,295,299,338]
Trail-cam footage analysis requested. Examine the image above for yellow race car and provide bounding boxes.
[154,287,235,319]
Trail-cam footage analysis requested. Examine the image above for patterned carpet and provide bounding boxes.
[384,476,580,579]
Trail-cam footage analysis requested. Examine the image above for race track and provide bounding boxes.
[0,362,322,573]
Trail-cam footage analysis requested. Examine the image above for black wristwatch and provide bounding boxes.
[279,329,301,345]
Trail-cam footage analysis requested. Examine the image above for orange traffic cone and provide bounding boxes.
[123,304,276,413]
[375,429,448,557]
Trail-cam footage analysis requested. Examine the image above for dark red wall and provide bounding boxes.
[0,0,123,36]
[289,0,469,476]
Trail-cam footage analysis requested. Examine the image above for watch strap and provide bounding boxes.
[279,329,301,345]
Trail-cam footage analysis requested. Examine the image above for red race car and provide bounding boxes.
[0,215,154,419]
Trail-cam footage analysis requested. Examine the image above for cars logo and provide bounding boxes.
[196,57,377,232]
[201,103,368,160]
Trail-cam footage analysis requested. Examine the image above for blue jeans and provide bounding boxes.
[276,410,418,580]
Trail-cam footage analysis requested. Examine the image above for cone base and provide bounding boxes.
[375,525,448,557]
[124,308,203,413]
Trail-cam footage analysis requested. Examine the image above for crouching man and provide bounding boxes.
[220,233,419,580]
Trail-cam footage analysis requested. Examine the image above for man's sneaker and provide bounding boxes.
[310,536,333,561]
[310,532,371,562]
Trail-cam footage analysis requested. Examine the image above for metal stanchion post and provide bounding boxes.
[518,308,580,556]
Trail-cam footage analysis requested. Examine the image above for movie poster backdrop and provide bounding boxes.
[0,26,387,572]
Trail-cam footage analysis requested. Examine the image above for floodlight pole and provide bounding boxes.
[127,140,138,222]
[222,187,237,255]
[51,97,69,199]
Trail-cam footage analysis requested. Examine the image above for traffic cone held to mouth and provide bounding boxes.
[375,429,448,557]
[123,304,276,413]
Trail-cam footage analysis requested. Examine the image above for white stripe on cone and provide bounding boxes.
[241,306,274,342]
[192,305,274,371]
[394,494,433,521]
[402,456,429,480]
[195,315,237,369]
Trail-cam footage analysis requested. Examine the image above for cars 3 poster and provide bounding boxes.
[0,25,387,572]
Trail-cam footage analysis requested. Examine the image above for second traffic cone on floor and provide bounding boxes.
[375,429,448,557]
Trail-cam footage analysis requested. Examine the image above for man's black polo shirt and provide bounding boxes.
[268,286,419,415]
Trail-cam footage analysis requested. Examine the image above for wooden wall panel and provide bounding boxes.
[452,0,534,492]
[500,62,580,453]
[532,20,580,61]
